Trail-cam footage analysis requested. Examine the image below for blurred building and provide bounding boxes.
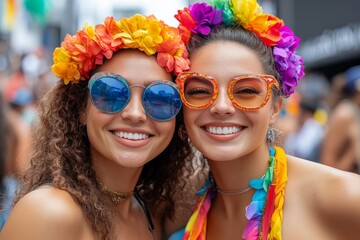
[0,0,188,72]
[278,0,360,79]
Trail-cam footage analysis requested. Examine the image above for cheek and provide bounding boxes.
[183,108,198,130]
[183,108,204,146]
[183,106,200,119]
[85,101,112,134]
[249,107,273,130]
[154,119,176,142]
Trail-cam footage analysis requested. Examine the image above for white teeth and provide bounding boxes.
[206,126,241,135]
[114,131,149,140]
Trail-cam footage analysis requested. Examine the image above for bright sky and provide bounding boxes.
[77,0,188,28]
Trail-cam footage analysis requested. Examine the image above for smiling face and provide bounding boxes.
[83,50,175,169]
[183,41,282,162]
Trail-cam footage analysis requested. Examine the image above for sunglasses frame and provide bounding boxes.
[88,71,181,121]
[176,72,280,111]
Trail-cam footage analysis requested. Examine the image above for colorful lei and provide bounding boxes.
[183,147,288,240]
[51,14,190,84]
[175,0,304,97]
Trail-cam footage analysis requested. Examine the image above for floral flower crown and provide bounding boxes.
[175,0,305,97]
[51,14,190,85]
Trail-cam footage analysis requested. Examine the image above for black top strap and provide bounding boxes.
[134,192,155,234]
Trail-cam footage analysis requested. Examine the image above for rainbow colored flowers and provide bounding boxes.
[175,0,304,97]
[52,14,190,84]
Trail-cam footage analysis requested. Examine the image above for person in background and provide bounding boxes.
[0,92,18,229]
[168,0,360,239]
[1,14,193,240]
[321,65,360,173]
[284,100,324,161]
[3,61,34,176]
[284,72,330,162]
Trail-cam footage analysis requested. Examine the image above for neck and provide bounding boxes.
[97,180,135,204]
[208,145,270,192]
[93,159,144,216]
[207,145,270,217]
[93,154,143,190]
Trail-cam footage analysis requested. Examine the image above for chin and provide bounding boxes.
[115,154,153,168]
[202,151,238,162]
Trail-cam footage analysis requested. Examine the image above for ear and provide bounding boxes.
[270,97,283,125]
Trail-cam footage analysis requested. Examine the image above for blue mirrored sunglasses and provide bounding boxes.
[88,72,182,121]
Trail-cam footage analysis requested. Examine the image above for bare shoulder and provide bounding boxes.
[0,186,86,240]
[287,156,360,235]
[288,156,360,209]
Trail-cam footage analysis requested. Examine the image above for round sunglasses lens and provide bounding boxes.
[143,84,182,121]
[184,75,214,107]
[90,76,129,113]
[232,77,268,108]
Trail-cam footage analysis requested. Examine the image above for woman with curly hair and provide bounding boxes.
[0,14,193,240]
[168,0,360,239]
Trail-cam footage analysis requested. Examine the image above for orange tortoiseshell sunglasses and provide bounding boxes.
[175,72,280,111]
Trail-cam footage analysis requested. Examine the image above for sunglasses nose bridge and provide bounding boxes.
[209,86,235,115]
[120,89,147,123]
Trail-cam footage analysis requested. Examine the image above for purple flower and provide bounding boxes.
[273,47,305,96]
[245,201,263,219]
[189,3,223,35]
[277,26,300,52]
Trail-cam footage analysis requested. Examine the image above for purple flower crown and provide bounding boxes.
[175,0,305,97]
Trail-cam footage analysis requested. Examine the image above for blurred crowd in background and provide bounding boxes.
[1,0,360,230]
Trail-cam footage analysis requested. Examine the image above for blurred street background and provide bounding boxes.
[1,0,360,228]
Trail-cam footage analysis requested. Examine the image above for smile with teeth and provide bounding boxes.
[113,131,150,140]
[206,126,241,135]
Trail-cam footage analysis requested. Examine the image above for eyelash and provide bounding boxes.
[234,87,261,95]
[186,88,212,95]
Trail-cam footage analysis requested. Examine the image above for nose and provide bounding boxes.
[209,87,236,116]
[120,88,147,123]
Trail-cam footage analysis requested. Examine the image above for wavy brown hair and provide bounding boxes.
[15,78,193,239]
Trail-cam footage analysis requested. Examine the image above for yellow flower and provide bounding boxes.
[119,14,163,55]
[230,0,263,28]
[51,48,81,84]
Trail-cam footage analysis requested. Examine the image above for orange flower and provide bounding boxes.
[175,8,196,32]
[103,17,123,50]
[95,24,114,59]
[175,8,196,44]
[249,14,284,46]
[156,26,190,74]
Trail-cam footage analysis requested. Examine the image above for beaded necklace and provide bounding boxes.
[183,147,287,240]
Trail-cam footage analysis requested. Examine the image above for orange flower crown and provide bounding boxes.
[51,14,191,84]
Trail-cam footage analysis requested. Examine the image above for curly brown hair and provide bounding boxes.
[15,78,193,239]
